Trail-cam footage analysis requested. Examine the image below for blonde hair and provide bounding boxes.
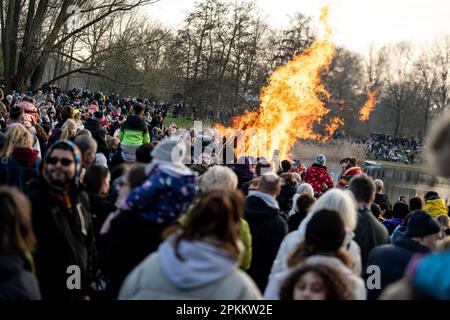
[200,166,238,192]
[60,119,78,141]
[308,189,358,231]
[0,123,33,159]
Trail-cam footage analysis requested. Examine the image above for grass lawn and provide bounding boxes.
[164,116,214,129]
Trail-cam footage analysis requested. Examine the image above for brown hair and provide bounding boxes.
[0,187,36,254]
[173,190,244,261]
[280,264,355,300]
[280,173,297,184]
[296,194,316,214]
[287,242,354,270]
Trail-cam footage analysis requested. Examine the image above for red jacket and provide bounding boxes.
[305,164,334,197]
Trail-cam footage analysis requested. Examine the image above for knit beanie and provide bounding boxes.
[314,154,326,166]
[405,210,441,238]
[305,209,346,251]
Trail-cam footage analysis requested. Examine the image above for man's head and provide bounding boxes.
[349,174,376,206]
[392,201,409,219]
[374,179,384,193]
[406,210,442,251]
[259,173,282,197]
[75,135,98,168]
[44,141,81,191]
[133,103,145,119]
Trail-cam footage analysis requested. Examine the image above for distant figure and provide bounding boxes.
[304,154,334,198]
[374,179,391,210]
[423,191,449,217]
[382,202,410,235]
[338,157,363,189]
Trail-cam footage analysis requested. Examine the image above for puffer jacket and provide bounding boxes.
[304,164,333,197]
[118,236,261,300]
[424,199,449,217]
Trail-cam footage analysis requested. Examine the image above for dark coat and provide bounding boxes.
[87,193,116,241]
[354,205,390,271]
[98,210,170,300]
[28,181,97,300]
[374,193,391,209]
[365,234,429,300]
[277,182,297,214]
[84,118,109,157]
[244,195,288,292]
[0,152,40,193]
[0,254,42,300]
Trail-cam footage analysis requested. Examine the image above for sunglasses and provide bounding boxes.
[47,157,74,166]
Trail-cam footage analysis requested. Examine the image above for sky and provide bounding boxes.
[144,0,450,55]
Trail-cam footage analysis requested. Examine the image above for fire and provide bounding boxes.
[359,90,378,122]
[215,6,370,162]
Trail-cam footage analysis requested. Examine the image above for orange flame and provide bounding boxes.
[359,90,378,122]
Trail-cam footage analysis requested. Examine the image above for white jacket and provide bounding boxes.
[264,256,367,300]
[269,212,362,278]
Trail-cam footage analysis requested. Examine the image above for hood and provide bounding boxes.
[12,147,39,166]
[424,199,449,217]
[145,160,194,177]
[393,233,430,254]
[303,255,353,276]
[244,194,280,223]
[159,236,237,290]
[311,163,328,171]
[248,191,280,210]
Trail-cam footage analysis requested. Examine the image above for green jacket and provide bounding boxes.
[119,115,150,146]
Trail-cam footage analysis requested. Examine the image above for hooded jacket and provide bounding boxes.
[269,211,362,279]
[118,236,261,300]
[244,193,288,292]
[27,141,97,300]
[0,148,40,192]
[304,164,334,197]
[264,255,366,300]
[424,198,449,217]
[119,115,150,147]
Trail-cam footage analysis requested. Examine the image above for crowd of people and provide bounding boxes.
[1,86,450,301]
[331,132,423,164]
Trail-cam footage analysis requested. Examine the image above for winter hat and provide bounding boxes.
[314,154,326,166]
[424,191,439,201]
[305,209,346,251]
[405,210,441,238]
[151,136,187,163]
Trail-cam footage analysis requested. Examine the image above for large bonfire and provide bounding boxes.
[216,6,377,161]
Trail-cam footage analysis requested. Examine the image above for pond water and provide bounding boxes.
[364,166,450,204]
[301,160,450,204]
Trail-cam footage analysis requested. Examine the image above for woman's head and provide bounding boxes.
[176,190,244,261]
[200,166,238,193]
[288,209,353,268]
[0,123,33,158]
[0,187,36,254]
[297,183,314,197]
[295,193,316,214]
[84,164,110,196]
[280,263,354,300]
[60,119,78,141]
[308,188,357,231]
